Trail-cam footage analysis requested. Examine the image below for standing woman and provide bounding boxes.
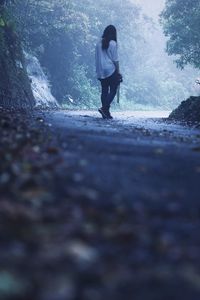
[95,25,122,119]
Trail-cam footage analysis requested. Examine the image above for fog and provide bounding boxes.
[134,0,165,19]
[9,0,199,110]
[126,0,199,108]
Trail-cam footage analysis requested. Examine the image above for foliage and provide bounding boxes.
[160,0,200,69]
[5,0,197,109]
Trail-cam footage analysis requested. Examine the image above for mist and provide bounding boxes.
[7,0,199,110]
[124,0,199,109]
[134,0,165,19]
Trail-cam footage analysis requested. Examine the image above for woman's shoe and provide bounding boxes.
[98,108,113,119]
[107,112,113,119]
[98,108,107,119]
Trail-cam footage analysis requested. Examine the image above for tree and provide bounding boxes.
[7,0,194,109]
[160,0,200,69]
[9,0,144,106]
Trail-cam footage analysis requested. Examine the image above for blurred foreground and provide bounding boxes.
[1,109,200,300]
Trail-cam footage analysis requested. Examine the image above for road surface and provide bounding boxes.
[2,109,200,300]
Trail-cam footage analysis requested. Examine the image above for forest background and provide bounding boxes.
[1,0,200,110]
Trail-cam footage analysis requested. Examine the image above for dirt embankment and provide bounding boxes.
[169,96,200,125]
[0,5,34,108]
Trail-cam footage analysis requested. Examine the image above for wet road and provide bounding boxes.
[45,110,200,205]
[1,109,200,300]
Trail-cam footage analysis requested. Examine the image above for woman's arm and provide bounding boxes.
[113,61,120,74]
[108,41,120,72]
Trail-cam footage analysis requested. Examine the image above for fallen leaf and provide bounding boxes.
[0,272,27,297]
[154,148,164,154]
[192,147,200,152]
[66,240,98,264]
[195,166,200,173]
[46,146,59,154]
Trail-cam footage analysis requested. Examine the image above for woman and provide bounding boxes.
[95,25,122,119]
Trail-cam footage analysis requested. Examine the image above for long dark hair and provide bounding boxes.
[102,25,117,50]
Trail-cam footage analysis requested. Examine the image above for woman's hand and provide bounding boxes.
[118,73,123,83]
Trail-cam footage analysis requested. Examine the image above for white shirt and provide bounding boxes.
[95,40,119,79]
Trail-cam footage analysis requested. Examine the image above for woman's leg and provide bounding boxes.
[100,79,109,110]
[107,72,119,108]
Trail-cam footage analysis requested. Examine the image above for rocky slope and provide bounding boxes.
[0,5,35,109]
[169,96,200,124]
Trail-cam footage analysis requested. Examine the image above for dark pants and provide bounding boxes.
[100,71,119,112]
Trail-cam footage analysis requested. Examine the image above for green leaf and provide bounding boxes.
[0,272,26,297]
[0,18,5,27]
